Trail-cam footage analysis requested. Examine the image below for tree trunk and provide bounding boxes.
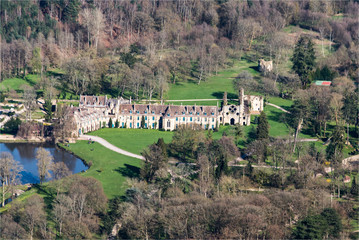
[347,123,350,145]
[2,181,5,207]
[293,118,303,153]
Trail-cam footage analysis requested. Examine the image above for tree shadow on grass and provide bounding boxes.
[249,65,260,72]
[212,92,238,99]
[32,184,56,211]
[267,111,286,123]
[115,164,140,179]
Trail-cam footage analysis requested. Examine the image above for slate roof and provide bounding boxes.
[80,95,107,106]
[118,104,218,117]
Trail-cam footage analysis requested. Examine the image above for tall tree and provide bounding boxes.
[342,90,358,144]
[291,36,316,88]
[326,125,345,163]
[256,111,269,140]
[23,86,36,121]
[36,148,53,184]
[0,152,22,207]
[350,176,358,196]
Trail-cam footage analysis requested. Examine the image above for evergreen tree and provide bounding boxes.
[156,138,168,160]
[43,99,52,122]
[0,92,5,102]
[62,0,80,23]
[351,176,359,196]
[108,118,113,128]
[256,111,269,139]
[291,36,316,88]
[115,119,119,128]
[320,208,342,238]
[3,117,22,134]
[326,125,345,162]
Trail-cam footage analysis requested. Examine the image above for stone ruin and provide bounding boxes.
[258,59,273,72]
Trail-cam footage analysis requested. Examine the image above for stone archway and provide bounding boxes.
[230,118,235,125]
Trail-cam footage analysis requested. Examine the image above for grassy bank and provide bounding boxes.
[61,141,141,198]
[89,128,174,155]
[167,59,258,101]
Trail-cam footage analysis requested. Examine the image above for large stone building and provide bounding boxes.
[72,89,263,136]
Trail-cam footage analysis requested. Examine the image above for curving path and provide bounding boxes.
[266,102,290,113]
[78,135,145,160]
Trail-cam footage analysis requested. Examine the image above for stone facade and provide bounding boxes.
[72,89,263,136]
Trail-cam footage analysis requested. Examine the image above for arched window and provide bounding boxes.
[167,121,171,128]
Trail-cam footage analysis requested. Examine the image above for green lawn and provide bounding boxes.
[0,78,30,91]
[267,97,293,110]
[167,59,258,101]
[62,141,142,198]
[89,128,174,155]
[24,74,41,85]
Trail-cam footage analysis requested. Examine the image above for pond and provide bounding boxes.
[0,142,88,184]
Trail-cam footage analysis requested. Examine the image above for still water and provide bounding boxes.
[0,142,88,184]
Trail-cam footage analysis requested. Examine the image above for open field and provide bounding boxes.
[167,59,258,101]
[62,141,141,198]
[90,128,174,155]
[0,78,30,91]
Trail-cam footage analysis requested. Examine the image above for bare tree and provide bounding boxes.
[80,8,105,50]
[23,86,36,121]
[53,194,72,237]
[0,152,23,207]
[53,104,77,142]
[330,92,343,125]
[36,148,53,184]
[21,195,46,240]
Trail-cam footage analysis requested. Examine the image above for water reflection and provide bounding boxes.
[0,142,88,184]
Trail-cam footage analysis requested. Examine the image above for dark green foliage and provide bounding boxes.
[256,111,269,140]
[245,161,253,177]
[156,138,168,159]
[1,0,57,42]
[108,118,113,128]
[326,125,345,162]
[292,214,327,239]
[351,176,359,196]
[115,119,119,128]
[43,99,52,122]
[0,92,5,102]
[141,143,168,182]
[311,65,336,81]
[62,0,80,23]
[342,90,358,126]
[3,117,21,134]
[292,208,342,239]
[291,36,316,88]
[320,208,342,238]
[120,52,138,68]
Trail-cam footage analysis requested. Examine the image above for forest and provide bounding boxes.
[0,0,359,239]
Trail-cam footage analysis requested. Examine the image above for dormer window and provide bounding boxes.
[211,112,214,115]
[189,112,192,115]
[182,111,185,115]
[152,111,155,114]
[129,110,132,114]
[136,111,139,114]
[197,112,199,115]
[144,111,147,114]
[204,113,207,115]
[167,114,170,117]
